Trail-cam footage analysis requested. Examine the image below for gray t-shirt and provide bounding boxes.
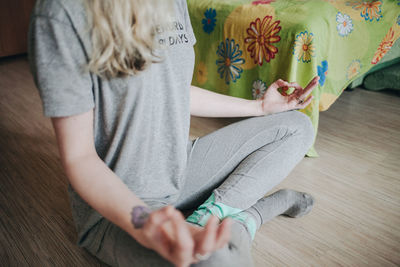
[29,0,196,247]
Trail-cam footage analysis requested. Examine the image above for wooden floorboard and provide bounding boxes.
[1,56,399,266]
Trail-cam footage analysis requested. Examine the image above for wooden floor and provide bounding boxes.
[1,56,399,266]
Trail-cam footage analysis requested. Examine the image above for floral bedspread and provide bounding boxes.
[187,0,400,156]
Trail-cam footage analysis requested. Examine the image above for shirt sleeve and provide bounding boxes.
[28,15,94,117]
[181,0,197,46]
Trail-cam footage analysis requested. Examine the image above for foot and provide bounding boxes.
[229,189,314,240]
[280,189,314,218]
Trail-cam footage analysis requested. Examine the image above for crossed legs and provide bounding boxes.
[87,111,315,266]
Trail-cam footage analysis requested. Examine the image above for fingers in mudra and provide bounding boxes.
[292,95,313,110]
[190,216,231,263]
[195,216,218,259]
[263,76,319,113]
[293,76,319,100]
[169,211,195,266]
[292,76,319,109]
[215,218,232,249]
[142,206,196,267]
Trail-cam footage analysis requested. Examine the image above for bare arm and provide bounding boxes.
[190,85,263,117]
[51,109,231,267]
[51,110,149,243]
[190,77,319,118]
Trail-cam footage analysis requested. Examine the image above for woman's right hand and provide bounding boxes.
[135,206,231,267]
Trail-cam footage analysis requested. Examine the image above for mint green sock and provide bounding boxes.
[186,193,243,226]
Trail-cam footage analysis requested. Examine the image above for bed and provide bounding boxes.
[187,0,400,156]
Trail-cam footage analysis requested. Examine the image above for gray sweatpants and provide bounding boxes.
[86,111,314,267]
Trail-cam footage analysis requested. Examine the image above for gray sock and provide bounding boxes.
[243,189,314,229]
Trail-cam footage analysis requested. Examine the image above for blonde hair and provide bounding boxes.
[85,0,174,78]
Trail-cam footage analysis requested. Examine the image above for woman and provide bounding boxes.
[29,0,318,266]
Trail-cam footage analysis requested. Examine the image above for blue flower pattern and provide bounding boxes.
[216,39,245,84]
[317,60,328,86]
[202,8,217,34]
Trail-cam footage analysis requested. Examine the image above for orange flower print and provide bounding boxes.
[347,60,361,80]
[293,31,316,63]
[371,27,396,64]
[346,0,382,22]
[245,16,281,66]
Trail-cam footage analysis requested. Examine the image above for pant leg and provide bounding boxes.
[85,219,253,267]
[175,111,314,210]
[86,111,313,267]
[85,219,174,267]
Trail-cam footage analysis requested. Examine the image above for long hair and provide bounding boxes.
[85,0,173,78]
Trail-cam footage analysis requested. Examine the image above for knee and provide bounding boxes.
[293,111,315,149]
[283,111,315,150]
[253,111,315,151]
[195,223,253,267]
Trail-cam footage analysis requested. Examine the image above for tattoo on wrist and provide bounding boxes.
[131,206,151,229]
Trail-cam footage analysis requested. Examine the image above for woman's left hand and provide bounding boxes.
[260,76,319,115]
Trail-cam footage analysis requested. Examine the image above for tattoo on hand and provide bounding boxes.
[131,206,151,229]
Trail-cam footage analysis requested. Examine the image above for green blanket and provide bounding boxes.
[188,0,400,156]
